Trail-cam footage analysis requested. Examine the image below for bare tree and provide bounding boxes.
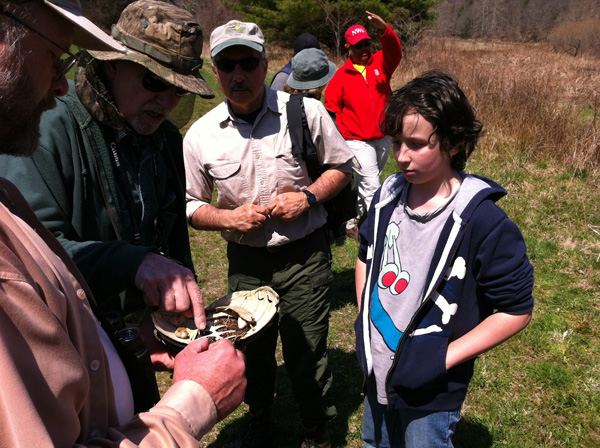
[173,0,241,36]
[316,0,359,59]
[391,13,433,48]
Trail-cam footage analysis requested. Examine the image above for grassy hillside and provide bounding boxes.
[158,39,600,447]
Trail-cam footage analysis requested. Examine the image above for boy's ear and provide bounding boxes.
[449,148,459,157]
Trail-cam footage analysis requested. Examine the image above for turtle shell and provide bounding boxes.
[153,286,279,352]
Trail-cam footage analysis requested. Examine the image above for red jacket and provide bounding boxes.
[325,24,402,141]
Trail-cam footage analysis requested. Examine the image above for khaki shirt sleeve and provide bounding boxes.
[304,97,354,170]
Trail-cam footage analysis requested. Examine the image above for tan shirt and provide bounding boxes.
[184,88,354,248]
[0,179,217,447]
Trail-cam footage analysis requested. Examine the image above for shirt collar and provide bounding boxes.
[219,85,279,126]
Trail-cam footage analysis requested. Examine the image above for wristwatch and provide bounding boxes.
[303,189,317,207]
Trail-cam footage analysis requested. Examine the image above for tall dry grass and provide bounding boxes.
[385,38,600,171]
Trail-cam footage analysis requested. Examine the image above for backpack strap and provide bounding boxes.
[286,94,322,182]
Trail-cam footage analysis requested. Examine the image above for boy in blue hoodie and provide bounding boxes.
[354,70,534,447]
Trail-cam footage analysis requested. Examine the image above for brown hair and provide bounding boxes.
[283,83,326,101]
[382,69,483,171]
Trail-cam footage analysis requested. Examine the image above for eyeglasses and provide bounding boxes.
[352,40,372,50]
[213,57,261,74]
[1,8,78,81]
[141,70,190,97]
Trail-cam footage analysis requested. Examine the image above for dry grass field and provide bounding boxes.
[395,38,600,169]
[158,38,600,447]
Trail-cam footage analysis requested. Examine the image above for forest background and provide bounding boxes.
[81,0,600,58]
[76,0,600,446]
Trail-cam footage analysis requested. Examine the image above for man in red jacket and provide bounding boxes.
[325,11,402,239]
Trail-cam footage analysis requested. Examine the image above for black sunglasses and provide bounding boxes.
[141,70,190,97]
[1,8,78,81]
[214,57,261,74]
[352,40,372,50]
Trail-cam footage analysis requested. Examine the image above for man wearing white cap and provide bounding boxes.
[0,1,245,445]
[184,19,354,448]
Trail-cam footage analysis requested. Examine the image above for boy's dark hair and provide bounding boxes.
[382,69,483,171]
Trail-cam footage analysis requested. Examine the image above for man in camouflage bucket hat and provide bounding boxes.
[0,0,211,412]
[88,0,213,98]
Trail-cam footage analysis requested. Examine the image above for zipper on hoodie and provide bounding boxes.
[382,224,466,407]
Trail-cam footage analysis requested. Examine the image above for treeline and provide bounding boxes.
[80,0,436,59]
[436,0,600,56]
[221,0,437,58]
[80,0,600,58]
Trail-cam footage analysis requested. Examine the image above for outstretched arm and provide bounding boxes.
[366,10,402,74]
[366,11,387,35]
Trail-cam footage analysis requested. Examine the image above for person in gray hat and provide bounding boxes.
[284,48,336,101]
[184,19,354,448]
[0,0,245,445]
[270,32,320,91]
[0,0,211,406]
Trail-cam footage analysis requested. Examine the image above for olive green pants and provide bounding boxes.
[227,229,337,424]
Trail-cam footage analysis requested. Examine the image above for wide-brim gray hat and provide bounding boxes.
[88,0,214,98]
[210,20,265,58]
[287,48,336,90]
[44,0,125,52]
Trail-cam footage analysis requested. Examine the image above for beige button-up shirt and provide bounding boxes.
[184,88,354,248]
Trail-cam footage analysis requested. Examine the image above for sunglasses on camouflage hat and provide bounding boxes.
[141,70,190,97]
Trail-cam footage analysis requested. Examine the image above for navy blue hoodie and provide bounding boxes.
[355,173,534,411]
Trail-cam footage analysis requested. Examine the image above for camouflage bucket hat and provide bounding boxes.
[88,0,213,98]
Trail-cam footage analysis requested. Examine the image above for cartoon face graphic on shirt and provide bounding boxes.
[377,221,410,294]
[369,221,465,349]
[370,221,411,351]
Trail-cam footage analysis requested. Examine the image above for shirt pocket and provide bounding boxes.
[275,147,307,191]
[208,161,250,206]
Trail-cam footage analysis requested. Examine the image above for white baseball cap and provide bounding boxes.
[210,20,264,58]
[44,0,126,52]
